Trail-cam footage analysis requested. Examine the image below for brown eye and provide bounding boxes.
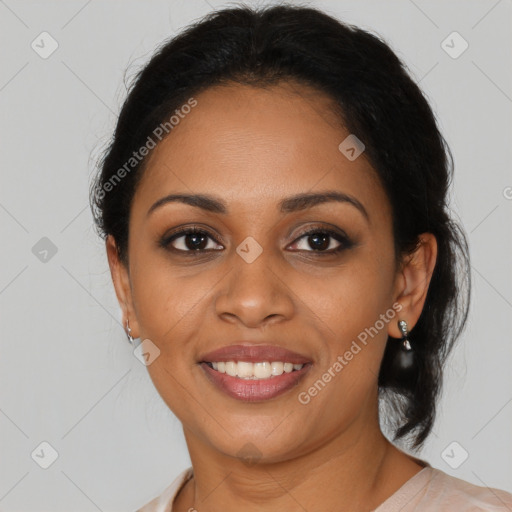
[288,228,353,253]
[161,228,224,252]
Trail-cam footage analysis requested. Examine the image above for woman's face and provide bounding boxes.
[111,82,410,464]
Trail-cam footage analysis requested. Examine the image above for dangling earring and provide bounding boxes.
[398,320,412,351]
[396,319,414,370]
[126,319,135,345]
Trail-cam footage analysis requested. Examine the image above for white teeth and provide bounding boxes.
[225,361,237,377]
[271,361,284,375]
[207,361,305,379]
[254,362,272,379]
[237,361,253,378]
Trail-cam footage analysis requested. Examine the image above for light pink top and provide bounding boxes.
[136,464,512,511]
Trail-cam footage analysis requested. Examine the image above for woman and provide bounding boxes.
[90,4,512,511]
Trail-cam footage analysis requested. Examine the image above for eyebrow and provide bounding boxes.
[147,190,369,221]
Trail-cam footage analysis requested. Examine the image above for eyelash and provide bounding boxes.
[159,225,353,256]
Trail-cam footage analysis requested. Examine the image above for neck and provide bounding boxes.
[174,411,422,511]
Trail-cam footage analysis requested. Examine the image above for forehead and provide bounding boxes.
[133,82,387,217]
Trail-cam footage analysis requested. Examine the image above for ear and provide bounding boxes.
[106,235,140,338]
[388,233,438,338]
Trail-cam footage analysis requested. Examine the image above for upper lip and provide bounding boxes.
[199,344,313,364]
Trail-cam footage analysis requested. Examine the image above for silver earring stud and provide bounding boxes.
[126,319,135,345]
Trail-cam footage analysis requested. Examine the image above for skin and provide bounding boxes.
[107,81,437,511]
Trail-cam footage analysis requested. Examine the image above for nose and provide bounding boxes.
[214,247,295,329]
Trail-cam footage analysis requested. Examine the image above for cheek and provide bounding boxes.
[298,248,397,395]
[304,253,395,342]
[129,251,219,352]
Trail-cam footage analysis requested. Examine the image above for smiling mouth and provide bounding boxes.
[199,359,312,402]
[202,360,310,379]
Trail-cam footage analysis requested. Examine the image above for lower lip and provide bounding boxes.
[199,362,312,402]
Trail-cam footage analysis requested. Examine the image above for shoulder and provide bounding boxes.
[401,466,512,512]
[135,467,193,512]
[424,467,512,511]
[135,464,512,512]
[375,465,512,512]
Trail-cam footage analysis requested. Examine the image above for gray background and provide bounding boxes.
[1,0,511,510]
